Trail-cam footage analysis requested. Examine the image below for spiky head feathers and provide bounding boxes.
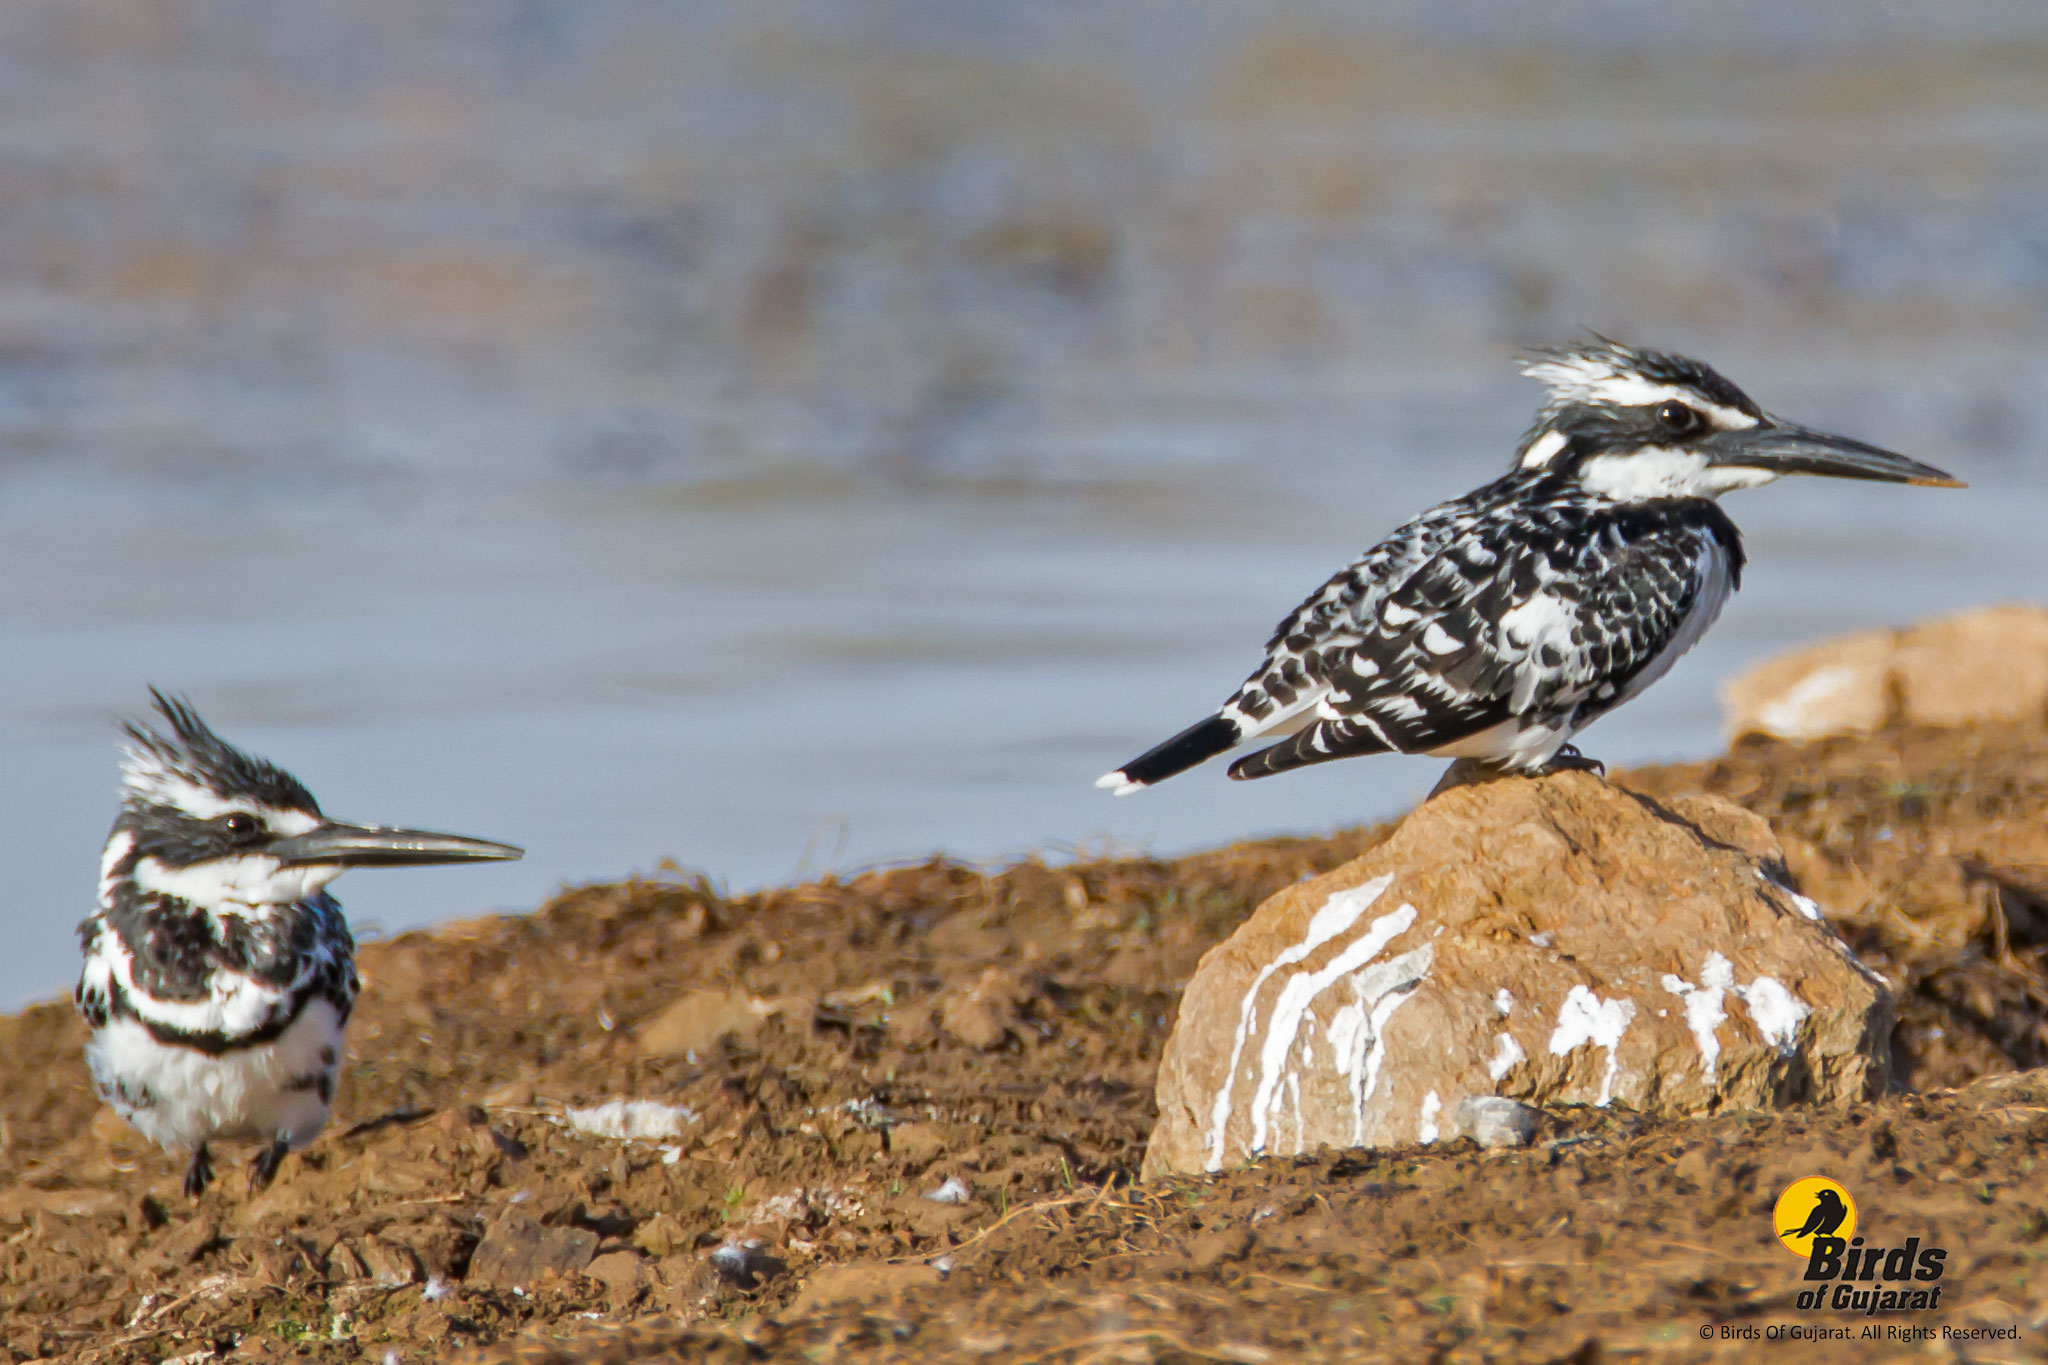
[120,689,319,820]
[1519,337,1763,423]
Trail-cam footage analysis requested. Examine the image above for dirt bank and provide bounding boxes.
[5,719,2047,1363]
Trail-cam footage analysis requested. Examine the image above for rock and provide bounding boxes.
[1452,1096,1541,1149]
[787,1262,942,1316]
[584,1249,653,1307]
[631,1211,690,1259]
[327,1240,370,1281]
[705,1236,786,1289]
[1188,1224,1256,1270]
[1721,603,2048,741]
[481,1078,534,1110]
[938,967,1026,1050]
[356,1233,421,1286]
[466,1208,598,1289]
[887,1121,949,1166]
[1142,771,1892,1179]
[637,988,774,1058]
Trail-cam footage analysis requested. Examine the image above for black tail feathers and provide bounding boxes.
[1100,714,1240,792]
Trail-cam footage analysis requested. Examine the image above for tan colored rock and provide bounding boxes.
[887,1121,950,1166]
[1142,772,1891,1180]
[788,1262,943,1316]
[356,1233,421,1286]
[584,1249,652,1307]
[481,1077,535,1110]
[637,987,774,1058]
[938,967,1026,1050]
[466,1208,598,1288]
[1720,603,2048,741]
[631,1210,691,1259]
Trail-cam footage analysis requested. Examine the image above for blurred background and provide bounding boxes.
[4,1,2047,1005]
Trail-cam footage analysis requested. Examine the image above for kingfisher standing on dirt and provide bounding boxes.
[1098,338,1961,793]
[75,691,522,1196]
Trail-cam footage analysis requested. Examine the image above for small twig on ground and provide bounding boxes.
[886,1193,1091,1265]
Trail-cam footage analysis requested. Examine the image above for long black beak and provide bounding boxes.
[1705,420,1965,487]
[267,821,524,868]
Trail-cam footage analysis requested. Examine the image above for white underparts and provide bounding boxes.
[85,997,345,1154]
[1426,717,1570,770]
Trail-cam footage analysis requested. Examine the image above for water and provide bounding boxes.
[4,2,2048,1006]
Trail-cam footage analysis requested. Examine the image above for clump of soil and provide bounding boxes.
[4,719,2047,1363]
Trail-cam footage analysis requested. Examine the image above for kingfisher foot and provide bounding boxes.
[248,1137,290,1194]
[1543,745,1607,777]
[183,1143,214,1198]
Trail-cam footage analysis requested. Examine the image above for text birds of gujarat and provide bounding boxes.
[1099,338,1961,794]
[75,691,522,1197]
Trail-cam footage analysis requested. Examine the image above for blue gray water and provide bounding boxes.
[4,2,2048,1005]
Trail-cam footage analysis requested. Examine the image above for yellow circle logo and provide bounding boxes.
[1775,1177,1857,1258]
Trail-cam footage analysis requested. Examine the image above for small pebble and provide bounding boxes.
[1455,1096,1541,1149]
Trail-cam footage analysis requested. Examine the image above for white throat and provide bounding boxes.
[131,855,345,909]
[1575,448,1779,502]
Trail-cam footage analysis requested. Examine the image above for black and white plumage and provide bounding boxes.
[75,691,522,1197]
[1098,339,1962,793]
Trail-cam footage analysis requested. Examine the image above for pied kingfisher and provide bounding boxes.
[1098,338,1961,793]
[75,691,522,1196]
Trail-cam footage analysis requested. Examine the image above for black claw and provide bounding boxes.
[248,1137,290,1194]
[1546,744,1607,777]
[183,1144,214,1199]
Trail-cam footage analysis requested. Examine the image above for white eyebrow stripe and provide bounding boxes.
[1521,355,1761,429]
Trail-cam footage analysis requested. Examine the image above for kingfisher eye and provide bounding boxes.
[223,812,262,840]
[1655,400,1701,433]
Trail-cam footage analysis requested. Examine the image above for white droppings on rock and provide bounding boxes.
[1733,975,1810,1053]
[1243,899,1421,1158]
[1334,948,1433,1148]
[1327,1001,1365,1071]
[1661,951,1732,1084]
[1547,985,1637,1106]
[1494,988,1514,1016]
[1487,1031,1525,1081]
[563,1100,698,1141]
[1418,1090,1442,1143]
[1207,874,1397,1170]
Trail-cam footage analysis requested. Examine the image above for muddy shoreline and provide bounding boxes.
[5,718,2048,1362]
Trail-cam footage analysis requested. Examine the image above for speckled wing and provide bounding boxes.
[1227,496,1742,777]
[1216,499,1482,739]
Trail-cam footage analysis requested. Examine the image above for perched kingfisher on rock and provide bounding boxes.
[75,690,522,1197]
[1098,338,1961,793]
